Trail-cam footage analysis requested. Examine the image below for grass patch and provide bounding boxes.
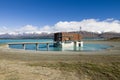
[27,62,120,80]
[5,74,19,80]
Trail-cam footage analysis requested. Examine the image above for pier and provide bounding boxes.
[8,42,56,51]
[7,32,83,51]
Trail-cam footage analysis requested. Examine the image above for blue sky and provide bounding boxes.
[0,0,120,34]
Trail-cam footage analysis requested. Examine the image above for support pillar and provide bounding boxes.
[47,43,49,51]
[36,43,39,51]
[79,41,83,47]
[22,44,25,50]
[74,41,77,51]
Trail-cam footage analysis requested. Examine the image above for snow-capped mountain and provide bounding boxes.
[0,31,119,39]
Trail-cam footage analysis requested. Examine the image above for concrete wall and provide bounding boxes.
[54,41,83,51]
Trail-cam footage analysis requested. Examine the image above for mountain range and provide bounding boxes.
[0,31,120,39]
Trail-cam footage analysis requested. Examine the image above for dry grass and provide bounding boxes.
[27,61,120,80]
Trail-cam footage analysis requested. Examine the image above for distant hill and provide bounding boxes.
[0,31,120,39]
[80,31,120,39]
[107,37,120,41]
[0,33,54,39]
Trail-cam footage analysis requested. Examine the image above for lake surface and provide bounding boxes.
[0,39,111,51]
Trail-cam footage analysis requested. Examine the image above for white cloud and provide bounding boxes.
[0,18,120,35]
[39,25,53,33]
[0,26,10,34]
[11,25,40,34]
[53,21,81,32]
[18,25,38,32]
[49,19,120,33]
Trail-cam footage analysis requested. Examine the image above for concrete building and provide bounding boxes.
[54,32,82,42]
[54,32,83,50]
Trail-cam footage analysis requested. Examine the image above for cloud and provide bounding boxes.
[0,26,10,34]
[20,25,38,31]
[10,25,41,34]
[39,25,53,33]
[16,25,38,33]
[0,25,40,35]
[25,18,119,33]
[43,18,120,33]
[0,18,120,35]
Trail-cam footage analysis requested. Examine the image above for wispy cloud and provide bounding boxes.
[0,18,120,34]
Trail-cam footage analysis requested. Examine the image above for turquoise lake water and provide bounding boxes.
[0,39,111,51]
